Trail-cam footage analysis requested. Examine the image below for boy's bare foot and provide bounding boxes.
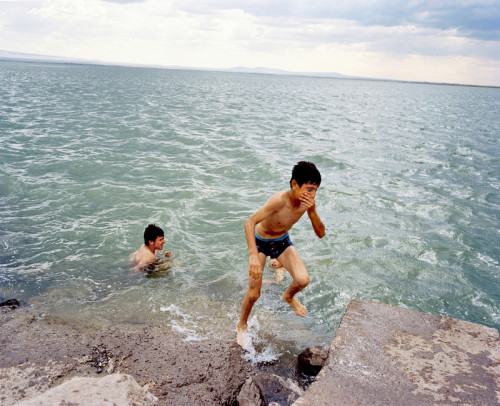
[282,294,307,317]
[237,324,247,346]
[270,259,283,269]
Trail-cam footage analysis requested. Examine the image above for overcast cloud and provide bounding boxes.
[1,0,499,86]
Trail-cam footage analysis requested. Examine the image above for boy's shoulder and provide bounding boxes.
[132,245,154,261]
[270,189,288,201]
[265,190,289,208]
[139,244,155,256]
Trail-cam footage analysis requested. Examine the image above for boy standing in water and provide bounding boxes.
[237,161,325,345]
[129,224,171,271]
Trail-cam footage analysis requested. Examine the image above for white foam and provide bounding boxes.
[160,304,181,314]
[470,291,500,325]
[17,262,52,274]
[240,316,281,365]
[418,249,438,265]
[335,291,352,308]
[477,253,498,267]
[171,322,205,342]
[160,304,207,341]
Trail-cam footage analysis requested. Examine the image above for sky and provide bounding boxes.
[1,0,499,86]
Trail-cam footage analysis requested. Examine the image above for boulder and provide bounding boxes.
[238,373,303,406]
[293,300,500,406]
[0,299,20,309]
[297,343,329,376]
[14,373,157,406]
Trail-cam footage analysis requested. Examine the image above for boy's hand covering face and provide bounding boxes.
[299,183,318,210]
[300,192,315,207]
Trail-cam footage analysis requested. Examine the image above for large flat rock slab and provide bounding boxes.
[13,374,157,406]
[294,300,500,405]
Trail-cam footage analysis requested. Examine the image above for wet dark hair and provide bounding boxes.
[144,224,164,245]
[290,161,321,187]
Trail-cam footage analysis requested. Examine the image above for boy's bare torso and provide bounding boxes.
[129,244,155,266]
[256,190,308,239]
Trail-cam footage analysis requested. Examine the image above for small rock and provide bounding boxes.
[90,344,113,374]
[238,377,264,406]
[0,299,20,309]
[238,373,303,406]
[106,357,116,374]
[297,343,329,376]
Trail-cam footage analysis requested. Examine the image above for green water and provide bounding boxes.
[1,61,499,362]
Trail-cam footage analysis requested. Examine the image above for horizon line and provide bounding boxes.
[0,50,498,90]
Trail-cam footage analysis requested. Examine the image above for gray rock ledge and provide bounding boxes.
[294,299,500,406]
[13,373,157,406]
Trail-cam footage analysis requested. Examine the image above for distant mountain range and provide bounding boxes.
[223,66,359,79]
[1,50,490,87]
[0,50,87,64]
[0,50,362,80]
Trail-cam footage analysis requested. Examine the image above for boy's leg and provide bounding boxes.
[237,253,266,345]
[277,246,310,317]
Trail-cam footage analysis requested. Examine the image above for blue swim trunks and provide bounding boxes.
[255,231,293,259]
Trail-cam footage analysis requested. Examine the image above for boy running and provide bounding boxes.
[237,161,325,345]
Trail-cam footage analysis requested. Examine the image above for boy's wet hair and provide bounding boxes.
[290,161,322,187]
[144,223,164,245]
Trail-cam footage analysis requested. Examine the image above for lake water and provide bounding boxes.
[1,61,499,364]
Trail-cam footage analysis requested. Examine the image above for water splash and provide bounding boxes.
[240,317,281,365]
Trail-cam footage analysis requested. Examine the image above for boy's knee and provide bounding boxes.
[246,289,261,303]
[296,275,310,289]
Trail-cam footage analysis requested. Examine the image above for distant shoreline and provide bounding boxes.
[1,53,498,90]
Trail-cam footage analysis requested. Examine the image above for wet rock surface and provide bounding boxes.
[0,307,261,405]
[11,299,495,405]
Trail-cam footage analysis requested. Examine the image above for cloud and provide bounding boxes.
[103,0,144,3]
[174,0,500,41]
[0,0,499,86]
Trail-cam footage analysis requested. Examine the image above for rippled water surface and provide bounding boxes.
[1,61,499,360]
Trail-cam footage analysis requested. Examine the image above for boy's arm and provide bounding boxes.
[300,193,326,238]
[307,205,326,238]
[244,193,286,279]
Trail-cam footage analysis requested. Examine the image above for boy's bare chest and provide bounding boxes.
[272,204,306,228]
